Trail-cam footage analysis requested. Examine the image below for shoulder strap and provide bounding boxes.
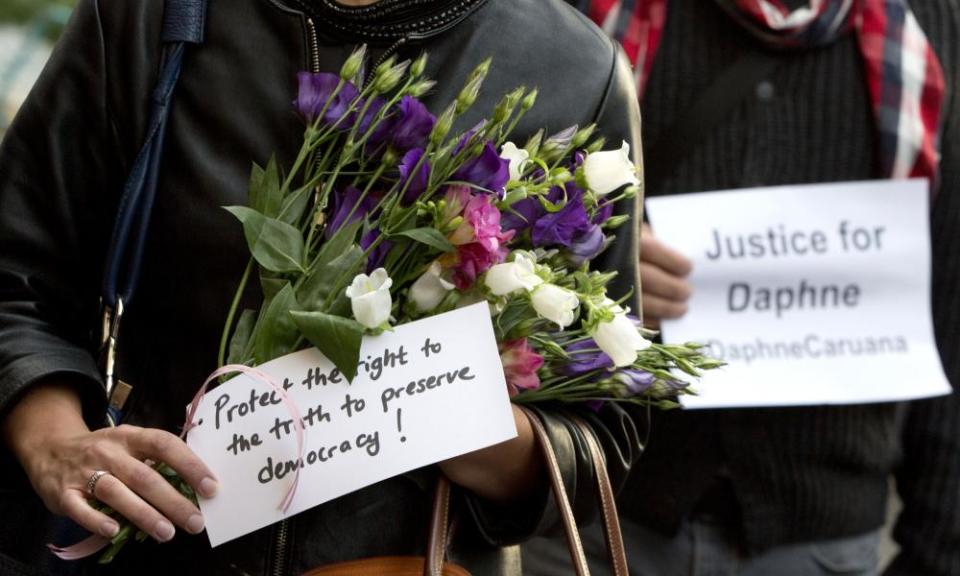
[644,51,782,193]
[99,0,207,422]
[101,0,208,310]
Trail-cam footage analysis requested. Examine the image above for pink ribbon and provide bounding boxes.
[50,364,306,561]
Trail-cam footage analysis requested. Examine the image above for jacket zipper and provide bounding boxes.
[307,17,320,73]
[268,20,317,576]
[363,37,407,89]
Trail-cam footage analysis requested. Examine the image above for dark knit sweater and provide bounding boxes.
[617,1,960,575]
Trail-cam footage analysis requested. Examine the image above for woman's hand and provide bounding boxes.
[438,404,541,503]
[2,381,219,542]
[639,222,693,328]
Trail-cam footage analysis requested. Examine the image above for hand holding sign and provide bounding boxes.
[646,179,951,408]
[638,222,693,326]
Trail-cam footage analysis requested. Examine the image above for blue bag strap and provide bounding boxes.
[101,0,207,309]
[100,0,207,425]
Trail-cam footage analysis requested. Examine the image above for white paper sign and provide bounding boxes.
[185,303,516,546]
[645,179,951,409]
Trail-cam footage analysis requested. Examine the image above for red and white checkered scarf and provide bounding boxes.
[583,0,945,183]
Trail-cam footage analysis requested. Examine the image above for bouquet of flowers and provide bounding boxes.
[219,48,719,406]
[83,47,721,563]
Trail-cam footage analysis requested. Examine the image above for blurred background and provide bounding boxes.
[0,0,74,138]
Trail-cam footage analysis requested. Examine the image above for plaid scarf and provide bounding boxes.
[579,0,945,183]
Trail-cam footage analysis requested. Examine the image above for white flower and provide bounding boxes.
[582,141,640,196]
[500,142,530,182]
[344,268,393,329]
[530,284,579,328]
[409,262,454,312]
[593,312,651,367]
[484,253,543,296]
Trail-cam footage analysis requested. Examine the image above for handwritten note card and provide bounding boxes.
[185,303,516,546]
[645,179,951,409]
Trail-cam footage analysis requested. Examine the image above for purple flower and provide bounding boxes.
[500,197,542,233]
[567,224,606,266]
[380,96,435,152]
[357,95,388,137]
[593,201,614,225]
[398,148,431,205]
[326,186,376,239]
[532,188,592,248]
[361,228,393,272]
[295,72,360,127]
[615,369,656,396]
[563,339,614,376]
[453,122,487,155]
[453,142,510,194]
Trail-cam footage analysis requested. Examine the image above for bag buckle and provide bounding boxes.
[100,298,133,425]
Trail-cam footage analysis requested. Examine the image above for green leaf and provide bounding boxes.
[225,206,305,273]
[260,277,287,302]
[249,155,283,218]
[315,219,363,270]
[297,244,365,311]
[279,184,312,226]
[226,309,257,365]
[253,283,301,364]
[290,311,363,382]
[391,227,454,253]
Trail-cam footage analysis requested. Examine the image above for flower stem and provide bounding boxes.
[218,258,254,368]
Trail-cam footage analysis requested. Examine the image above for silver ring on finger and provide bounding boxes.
[86,470,111,496]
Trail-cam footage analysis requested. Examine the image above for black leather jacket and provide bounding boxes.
[0,0,642,574]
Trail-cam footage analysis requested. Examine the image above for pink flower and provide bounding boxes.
[442,193,515,289]
[500,339,544,397]
[451,242,508,289]
[441,185,472,225]
[449,195,514,249]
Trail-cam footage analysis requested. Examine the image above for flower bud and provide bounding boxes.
[430,102,457,146]
[523,129,544,158]
[520,88,538,111]
[410,52,429,78]
[603,214,631,229]
[373,61,410,94]
[407,79,437,98]
[456,74,485,115]
[467,57,492,82]
[586,136,606,154]
[493,87,525,124]
[571,123,596,149]
[340,45,367,81]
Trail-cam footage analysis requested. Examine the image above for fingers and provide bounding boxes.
[60,490,120,539]
[640,223,693,277]
[121,427,219,499]
[639,223,692,325]
[110,455,205,536]
[642,293,688,323]
[91,472,178,543]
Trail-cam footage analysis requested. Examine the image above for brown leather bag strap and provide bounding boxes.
[570,415,629,576]
[424,475,453,576]
[519,406,592,576]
